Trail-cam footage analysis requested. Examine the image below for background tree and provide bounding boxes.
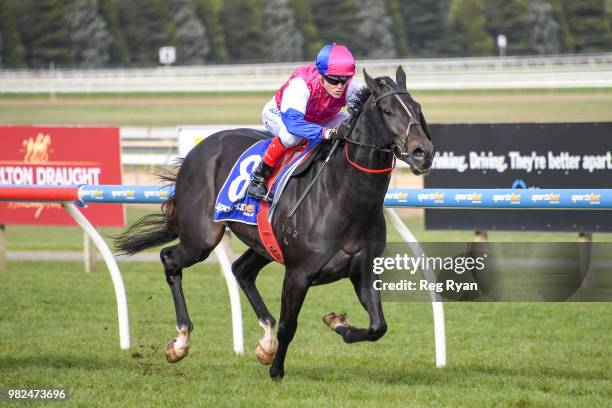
[311,0,357,47]
[448,0,494,56]
[354,0,396,58]
[262,0,304,61]
[483,0,533,55]
[386,0,410,57]
[219,0,268,62]
[98,0,129,65]
[289,0,321,59]
[0,0,25,67]
[14,0,72,67]
[5,0,612,68]
[118,0,176,66]
[561,0,612,52]
[195,0,228,62]
[549,0,574,52]
[171,0,209,64]
[526,0,561,54]
[63,0,112,67]
[398,0,451,57]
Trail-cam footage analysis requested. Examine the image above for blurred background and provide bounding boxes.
[1,0,611,68]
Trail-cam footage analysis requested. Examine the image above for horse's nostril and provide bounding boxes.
[412,147,425,160]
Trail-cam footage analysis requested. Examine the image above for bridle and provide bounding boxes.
[342,87,422,173]
[373,89,423,160]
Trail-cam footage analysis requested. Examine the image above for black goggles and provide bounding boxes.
[324,75,351,85]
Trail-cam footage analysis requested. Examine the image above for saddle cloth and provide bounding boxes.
[214,138,319,225]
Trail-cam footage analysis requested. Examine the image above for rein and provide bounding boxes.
[344,143,396,174]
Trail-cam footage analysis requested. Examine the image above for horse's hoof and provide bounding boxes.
[322,312,349,330]
[255,342,276,365]
[269,366,284,381]
[165,339,188,363]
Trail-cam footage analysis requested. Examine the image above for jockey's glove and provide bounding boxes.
[323,120,351,142]
[323,127,340,141]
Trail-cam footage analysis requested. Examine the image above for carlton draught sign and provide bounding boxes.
[0,126,124,226]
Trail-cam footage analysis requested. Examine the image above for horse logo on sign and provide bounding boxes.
[22,133,52,163]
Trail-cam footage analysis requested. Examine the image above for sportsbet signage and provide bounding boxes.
[0,126,124,226]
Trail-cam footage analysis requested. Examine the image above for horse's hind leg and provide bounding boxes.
[161,234,222,363]
[231,249,275,364]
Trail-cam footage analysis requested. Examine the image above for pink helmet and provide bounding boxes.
[315,43,355,77]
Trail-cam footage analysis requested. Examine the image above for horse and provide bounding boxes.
[114,66,435,380]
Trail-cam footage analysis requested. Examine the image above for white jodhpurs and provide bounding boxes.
[262,98,349,147]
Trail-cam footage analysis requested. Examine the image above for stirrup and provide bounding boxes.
[247,180,273,202]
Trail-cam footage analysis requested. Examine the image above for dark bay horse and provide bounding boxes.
[115,66,435,380]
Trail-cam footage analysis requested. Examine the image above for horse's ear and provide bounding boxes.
[396,66,406,89]
[363,68,379,94]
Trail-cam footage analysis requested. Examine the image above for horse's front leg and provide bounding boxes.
[323,272,387,343]
[269,273,310,381]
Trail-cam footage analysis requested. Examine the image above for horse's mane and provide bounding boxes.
[347,86,371,119]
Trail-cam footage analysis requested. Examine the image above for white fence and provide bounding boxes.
[2,53,612,93]
[121,125,265,166]
[121,126,179,166]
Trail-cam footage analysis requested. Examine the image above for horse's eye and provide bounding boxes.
[383,109,392,115]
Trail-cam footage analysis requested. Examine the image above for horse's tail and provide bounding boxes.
[113,171,180,256]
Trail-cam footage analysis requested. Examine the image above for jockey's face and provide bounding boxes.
[321,75,350,99]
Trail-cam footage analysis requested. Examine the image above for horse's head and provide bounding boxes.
[363,66,435,175]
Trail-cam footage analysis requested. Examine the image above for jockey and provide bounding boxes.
[247,43,361,201]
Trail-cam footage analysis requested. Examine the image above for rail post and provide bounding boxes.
[0,224,5,270]
[63,203,130,350]
[84,233,97,272]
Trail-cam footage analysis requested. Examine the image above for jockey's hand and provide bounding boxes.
[323,120,351,142]
[323,128,340,141]
[337,118,353,137]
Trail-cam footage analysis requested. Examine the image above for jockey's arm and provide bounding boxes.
[280,78,326,142]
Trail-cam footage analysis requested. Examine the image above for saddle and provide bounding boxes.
[214,137,328,263]
[265,141,327,200]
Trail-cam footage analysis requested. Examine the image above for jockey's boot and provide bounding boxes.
[247,161,275,201]
[247,136,289,201]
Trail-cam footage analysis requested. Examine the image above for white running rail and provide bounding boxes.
[2,53,612,93]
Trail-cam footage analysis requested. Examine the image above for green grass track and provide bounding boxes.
[1,260,610,407]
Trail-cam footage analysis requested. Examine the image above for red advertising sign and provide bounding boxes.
[0,126,124,226]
